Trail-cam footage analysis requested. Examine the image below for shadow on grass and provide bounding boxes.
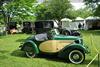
[11,49,68,63]
[11,49,26,57]
[37,54,99,65]
[11,49,99,65]
[11,49,66,62]
[37,54,67,63]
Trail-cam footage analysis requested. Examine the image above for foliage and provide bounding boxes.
[0,0,37,24]
[83,0,99,4]
[94,5,100,17]
[5,0,36,21]
[65,7,93,19]
[83,0,99,7]
[76,7,93,18]
[83,0,100,17]
[35,0,72,21]
[0,14,4,24]
[35,3,48,20]
[47,0,72,21]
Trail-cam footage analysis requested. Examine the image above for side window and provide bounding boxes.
[43,21,53,28]
[35,22,43,28]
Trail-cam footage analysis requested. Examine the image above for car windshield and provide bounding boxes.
[51,29,60,35]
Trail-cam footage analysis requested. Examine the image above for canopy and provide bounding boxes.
[85,16,100,20]
[61,18,72,22]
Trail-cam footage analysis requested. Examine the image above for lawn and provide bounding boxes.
[0,31,100,67]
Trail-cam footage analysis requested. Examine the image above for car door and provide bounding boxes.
[39,40,74,53]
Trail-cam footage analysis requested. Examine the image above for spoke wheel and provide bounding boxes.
[69,50,85,64]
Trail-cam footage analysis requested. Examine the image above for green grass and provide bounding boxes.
[0,31,100,67]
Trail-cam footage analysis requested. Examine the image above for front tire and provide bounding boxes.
[24,45,36,58]
[68,50,85,64]
[25,51,36,58]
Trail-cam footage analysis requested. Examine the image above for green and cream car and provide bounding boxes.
[20,20,88,64]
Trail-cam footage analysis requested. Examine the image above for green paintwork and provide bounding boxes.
[22,40,39,54]
[53,35,81,40]
[58,43,88,58]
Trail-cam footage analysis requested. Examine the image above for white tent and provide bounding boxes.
[61,18,72,22]
[85,16,100,20]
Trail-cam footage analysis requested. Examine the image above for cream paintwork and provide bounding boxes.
[39,40,74,53]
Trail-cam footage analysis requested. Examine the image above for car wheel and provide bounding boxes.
[68,50,85,64]
[25,51,36,58]
[72,32,80,36]
[62,30,70,35]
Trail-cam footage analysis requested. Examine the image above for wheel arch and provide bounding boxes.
[21,40,39,54]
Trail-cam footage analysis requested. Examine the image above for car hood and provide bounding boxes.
[53,35,81,40]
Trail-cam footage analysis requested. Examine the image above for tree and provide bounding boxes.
[35,3,48,20]
[35,0,72,21]
[83,0,100,17]
[3,0,36,22]
[76,7,93,18]
[47,0,72,21]
[94,5,100,17]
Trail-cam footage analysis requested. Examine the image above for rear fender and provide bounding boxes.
[21,40,39,54]
[58,44,88,58]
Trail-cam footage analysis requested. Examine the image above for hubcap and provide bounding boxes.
[73,54,80,60]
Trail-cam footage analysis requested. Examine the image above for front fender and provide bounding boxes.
[58,44,88,58]
[21,40,39,54]
[65,44,88,53]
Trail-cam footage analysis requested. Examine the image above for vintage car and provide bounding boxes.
[19,20,88,64]
[22,21,33,34]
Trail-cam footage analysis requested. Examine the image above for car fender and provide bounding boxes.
[58,44,87,58]
[21,40,39,54]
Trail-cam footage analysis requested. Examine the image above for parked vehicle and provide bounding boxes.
[19,20,88,64]
[22,21,33,34]
[7,22,18,34]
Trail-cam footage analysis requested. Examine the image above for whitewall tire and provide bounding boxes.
[68,50,85,64]
[25,51,36,58]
